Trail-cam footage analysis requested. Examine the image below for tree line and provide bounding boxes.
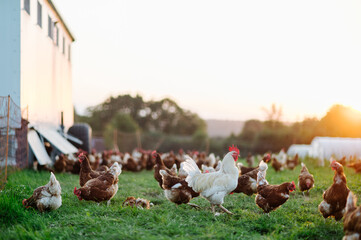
[75,95,361,155]
[220,104,361,156]
[75,94,207,152]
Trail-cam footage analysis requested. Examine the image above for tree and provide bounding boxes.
[85,94,145,133]
[290,117,324,144]
[319,105,361,138]
[103,113,139,149]
[239,119,263,142]
[110,113,139,133]
[262,103,283,127]
[80,94,206,136]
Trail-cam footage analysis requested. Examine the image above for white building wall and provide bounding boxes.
[20,0,74,129]
[0,0,21,105]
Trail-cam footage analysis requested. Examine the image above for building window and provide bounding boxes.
[55,26,59,46]
[68,45,71,61]
[37,1,42,27]
[48,16,53,39]
[24,0,30,14]
[62,37,65,54]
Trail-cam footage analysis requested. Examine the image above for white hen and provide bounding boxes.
[183,145,239,215]
[22,172,62,212]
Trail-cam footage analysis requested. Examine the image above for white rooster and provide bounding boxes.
[183,145,240,215]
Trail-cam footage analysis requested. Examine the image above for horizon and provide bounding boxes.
[53,0,361,122]
[77,93,361,124]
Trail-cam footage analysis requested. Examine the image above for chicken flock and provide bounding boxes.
[22,147,361,239]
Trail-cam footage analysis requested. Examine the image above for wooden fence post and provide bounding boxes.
[113,129,119,151]
[136,130,142,150]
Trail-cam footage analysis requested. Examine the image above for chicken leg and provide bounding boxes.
[211,204,216,214]
[218,205,234,215]
[187,203,200,209]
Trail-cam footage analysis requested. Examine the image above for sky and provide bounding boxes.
[53,0,361,122]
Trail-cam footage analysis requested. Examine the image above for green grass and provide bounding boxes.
[1,158,361,240]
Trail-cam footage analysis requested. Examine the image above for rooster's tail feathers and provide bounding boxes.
[183,157,200,174]
[171,163,178,174]
[50,172,57,183]
[258,160,268,172]
[183,157,201,187]
[257,168,268,186]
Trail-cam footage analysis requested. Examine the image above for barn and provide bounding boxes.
[0,0,87,167]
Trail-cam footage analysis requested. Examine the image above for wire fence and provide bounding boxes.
[99,130,206,154]
[0,96,28,190]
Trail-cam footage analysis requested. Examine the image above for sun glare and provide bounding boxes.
[346,106,361,121]
[351,106,361,114]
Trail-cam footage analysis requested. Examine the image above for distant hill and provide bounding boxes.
[206,119,245,138]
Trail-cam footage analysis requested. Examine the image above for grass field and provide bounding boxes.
[1,158,360,240]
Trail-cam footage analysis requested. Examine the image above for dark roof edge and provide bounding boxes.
[47,0,75,42]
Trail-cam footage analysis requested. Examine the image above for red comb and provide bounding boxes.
[292,181,295,187]
[331,160,336,164]
[73,187,77,195]
[228,145,240,155]
[22,199,27,206]
[152,150,157,155]
[205,170,209,173]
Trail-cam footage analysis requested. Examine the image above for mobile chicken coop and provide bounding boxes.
[309,137,361,166]
[287,144,311,158]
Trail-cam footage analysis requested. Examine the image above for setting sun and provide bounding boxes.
[350,106,361,115]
